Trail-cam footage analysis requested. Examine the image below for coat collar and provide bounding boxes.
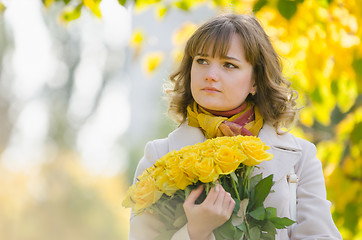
[168,122,302,181]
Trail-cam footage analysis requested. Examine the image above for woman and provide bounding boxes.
[129,13,342,240]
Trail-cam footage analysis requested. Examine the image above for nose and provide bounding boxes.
[205,64,220,82]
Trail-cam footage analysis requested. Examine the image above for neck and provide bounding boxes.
[202,102,248,117]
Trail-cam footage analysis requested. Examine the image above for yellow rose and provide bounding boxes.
[136,166,154,182]
[213,136,235,147]
[155,155,167,168]
[154,170,178,196]
[201,147,216,158]
[215,145,247,174]
[240,138,273,166]
[178,145,197,155]
[122,184,136,208]
[179,152,199,182]
[234,135,257,143]
[167,165,192,190]
[194,157,219,183]
[165,153,181,168]
[124,176,163,214]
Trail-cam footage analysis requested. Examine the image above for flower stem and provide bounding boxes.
[231,177,240,200]
[151,206,174,223]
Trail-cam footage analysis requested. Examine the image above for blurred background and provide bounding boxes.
[0,0,360,239]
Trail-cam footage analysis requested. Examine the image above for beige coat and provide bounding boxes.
[129,123,342,240]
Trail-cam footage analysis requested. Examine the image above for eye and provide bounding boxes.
[224,62,238,69]
[196,58,208,65]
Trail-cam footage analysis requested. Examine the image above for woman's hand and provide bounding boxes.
[183,184,235,240]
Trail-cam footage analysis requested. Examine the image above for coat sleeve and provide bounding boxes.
[128,139,216,240]
[291,139,342,240]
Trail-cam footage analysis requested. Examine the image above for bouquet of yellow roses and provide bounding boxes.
[123,135,294,240]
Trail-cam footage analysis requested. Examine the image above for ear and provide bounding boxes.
[250,83,257,96]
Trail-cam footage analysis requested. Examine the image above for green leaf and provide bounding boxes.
[214,230,224,240]
[250,174,273,210]
[234,229,244,239]
[277,0,298,20]
[215,219,235,239]
[253,0,267,13]
[249,226,261,240]
[249,174,263,190]
[249,207,266,220]
[184,186,191,199]
[262,220,277,235]
[270,217,295,229]
[230,172,238,184]
[236,222,248,233]
[237,199,249,218]
[173,214,187,228]
[118,0,127,6]
[232,199,248,226]
[260,232,275,240]
[174,203,184,216]
[266,207,277,218]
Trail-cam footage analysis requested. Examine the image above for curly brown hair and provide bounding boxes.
[166,13,299,133]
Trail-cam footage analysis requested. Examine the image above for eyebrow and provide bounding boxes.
[196,53,241,62]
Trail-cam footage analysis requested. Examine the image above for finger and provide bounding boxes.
[184,185,204,206]
[213,184,226,206]
[203,184,220,204]
[226,197,236,217]
[221,191,232,209]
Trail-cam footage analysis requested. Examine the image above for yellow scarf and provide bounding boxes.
[187,101,263,139]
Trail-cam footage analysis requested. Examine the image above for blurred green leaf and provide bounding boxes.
[352,58,362,77]
[174,0,192,11]
[350,121,362,144]
[311,87,323,103]
[60,3,82,22]
[156,4,168,19]
[317,0,330,7]
[277,0,298,20]
[0,2,5,13]
[118,0,127,6]
[135,0,161,9]
[253,0,267,13]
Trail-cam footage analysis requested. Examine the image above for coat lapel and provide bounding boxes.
[256,124,302,181]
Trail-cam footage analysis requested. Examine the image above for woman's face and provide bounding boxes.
[190,34,255,111]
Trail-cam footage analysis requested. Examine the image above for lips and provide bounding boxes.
[202,86,221,93]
